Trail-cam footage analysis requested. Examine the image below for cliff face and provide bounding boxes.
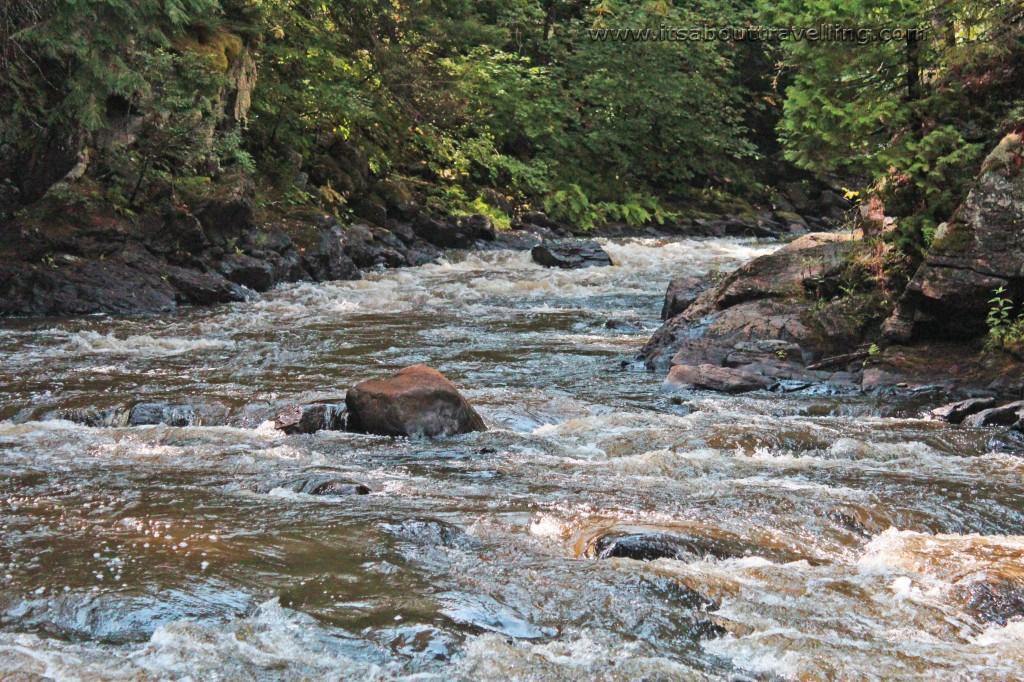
[884,134,1024,341]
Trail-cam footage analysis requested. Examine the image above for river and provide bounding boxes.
[0,237,1022,680]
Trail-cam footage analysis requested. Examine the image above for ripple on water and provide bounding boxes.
[2,237,1023,680]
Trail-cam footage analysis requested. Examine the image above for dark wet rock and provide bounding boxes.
[244,226,294,255]
[860,343,1023,397]
[346,364,486,438]
[961,401,1024,428]
[302,224,362,282]
[412,215,477,249]
[531,239,612,269]
[404,245,441,266]
[379,518,480,550]
[930,397,997,424]
[0,248,178,316]
[194,177,257,248]
[490,229,545,251]
[344,223,402,269]
[520,210,558,229]
[254,474,370,496]
[165,266,249,305]
[961,577,1024,626]
[161,207,210,252]
[456,213,496,241]
[218,252,276,291]
[126,402,198,427]
[884,136,1024,342]
[273,402,347,434]
[384,220,417,244]
[587,530,798,563]
[664,364,775,394]
[55,406,130,428]
[661,275,707,320]
[604,319,643,333]
[369,225,407,251]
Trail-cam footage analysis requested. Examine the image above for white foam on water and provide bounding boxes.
[453,632,703,681]
[63,330,234,357]
[0,600,399,681]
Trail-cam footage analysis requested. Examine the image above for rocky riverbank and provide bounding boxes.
[641,135,1024,405]
[0,161,851,317]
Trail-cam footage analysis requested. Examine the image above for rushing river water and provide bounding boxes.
[1,237,1023,681]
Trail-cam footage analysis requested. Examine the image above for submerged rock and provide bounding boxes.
[586,529,809,564]
[439,592,556,640]
[604,318,643,333]
[531,239,612,269]
[346,364,486,438]
[273,402,347,434]
[55,406,130,427]
[379,518,480,550]
[254,475,370,496]
[587,531,751,562]
[127,402,198,427]
[663,363,775,394]
[961,577,1024,626]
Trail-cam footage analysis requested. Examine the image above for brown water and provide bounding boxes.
[1,238,1023,681]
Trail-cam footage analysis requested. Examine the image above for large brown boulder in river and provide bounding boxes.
[346,364,486,437]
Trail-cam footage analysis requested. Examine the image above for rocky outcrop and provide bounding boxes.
[346,364,486,438]
[884,134,1024,342]
[165,266,250,305]
[640,233,867,391]
[218,252,276,291]
[531,239,613,269]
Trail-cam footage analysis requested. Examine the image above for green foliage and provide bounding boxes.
[247,0,761,222]
[5,0,1019,240]
[452,195,513,231]
[770,0,1024,252]
[986,286,1024,355]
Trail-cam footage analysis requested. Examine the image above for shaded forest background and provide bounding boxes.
[1,0,1022,253]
